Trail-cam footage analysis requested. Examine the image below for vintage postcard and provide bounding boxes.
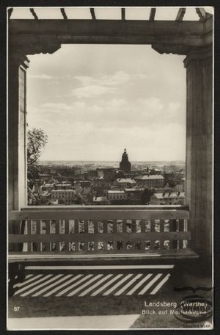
[7,5,214,330]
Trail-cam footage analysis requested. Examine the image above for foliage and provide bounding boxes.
[141,188,155,205]
[27,128,48,165]
[27,128,48,205]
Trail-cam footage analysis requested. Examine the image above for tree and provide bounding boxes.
[27,128,48,204]
[27,128,48,165]
[141,188,155,205]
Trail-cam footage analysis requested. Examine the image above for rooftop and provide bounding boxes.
[125,188,144,192]
[51,189,75,193]
[153,192,185,199]
[135,175,164,180]
[116,178,136,183]
[93,196,108,202]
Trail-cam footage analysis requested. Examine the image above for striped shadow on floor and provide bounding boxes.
[12,265,173,298]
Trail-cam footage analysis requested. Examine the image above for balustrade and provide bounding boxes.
[9,206,193,258]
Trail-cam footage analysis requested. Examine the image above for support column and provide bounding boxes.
[184,46,213,258]
[8,51,29,252]
[8,51,29,211]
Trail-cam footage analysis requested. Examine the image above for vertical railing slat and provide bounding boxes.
[103,220,107,234]
[122,219,126,233]
[184,219,189,249]
[27,220,32,252]
[160,219,165,249]
[170,219,178,249]
[65,220,69,251]
[36,220,41,252]
[55,220,59,252]
[75,219,79,234]
[74,219,79,252]
[113,219,117,233]
[84,220,88,252]
[45,220,50,252]
[94,220,98,234]
[113,240,117,252]
[65,220,69,234]
[84,219,88,234]
[140,219,144,233]
[179,219,184,249]
[103,220,107,252]
[150,219,155,250]
[141,220,145,252]
[113,220,117,252]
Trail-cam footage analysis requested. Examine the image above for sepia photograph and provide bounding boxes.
[7,5,213,330]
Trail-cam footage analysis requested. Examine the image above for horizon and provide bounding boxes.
[38,159,185,164]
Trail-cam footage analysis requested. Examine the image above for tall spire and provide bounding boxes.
[119,148,131,173]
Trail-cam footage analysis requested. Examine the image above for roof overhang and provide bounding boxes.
[9,17,213,56]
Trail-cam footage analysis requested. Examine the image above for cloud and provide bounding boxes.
[26,44,186,161]
[58,71,152,99]
[75,71,131,87]
[28,74,53,80]
[71,71,133,98]
[40,102,73,111]
[72,85,116,98]
[31,96,184,133]
[136,74,151,80]
[29,97,185,161]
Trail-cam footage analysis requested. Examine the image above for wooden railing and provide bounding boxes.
[8,206,196,258]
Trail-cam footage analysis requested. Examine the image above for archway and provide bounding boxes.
[8,7,213,258]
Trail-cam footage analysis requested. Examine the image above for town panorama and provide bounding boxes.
[28,149,185,207]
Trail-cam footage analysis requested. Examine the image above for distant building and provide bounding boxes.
[116,178,136,188]
[134,175,164,188]
[125,188,144,201]
[93,177,112,189]
[93,196,109,205]
[107,190,126,201]
[56,183,72,190]
[51,189,76,201]
[119,149,131,173]
[40,183,55,193]
[173,183,185,192]
[150,192,185,205]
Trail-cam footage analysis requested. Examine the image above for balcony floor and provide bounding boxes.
[8,262,213,329]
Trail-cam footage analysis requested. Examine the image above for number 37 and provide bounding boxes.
[14,307,20,312]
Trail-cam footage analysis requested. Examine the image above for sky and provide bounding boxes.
[27,45,186,162]
[24,6,214,162]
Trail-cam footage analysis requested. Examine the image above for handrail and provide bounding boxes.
[9,206,189,221]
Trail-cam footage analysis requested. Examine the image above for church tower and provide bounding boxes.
[119,149,131,173]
